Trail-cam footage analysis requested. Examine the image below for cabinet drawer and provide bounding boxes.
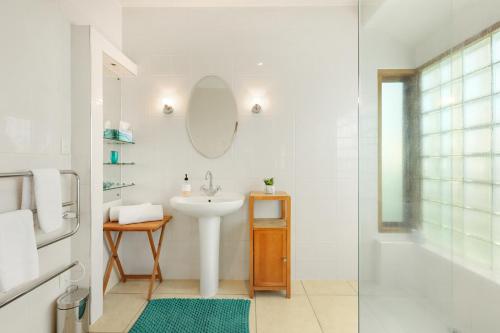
[253,229,287,287]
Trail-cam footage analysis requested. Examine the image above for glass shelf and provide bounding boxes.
[103,182,135,191]
[104,162,136,165]
[104,137,135,144]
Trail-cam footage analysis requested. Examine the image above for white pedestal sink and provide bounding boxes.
[170,193,244,297]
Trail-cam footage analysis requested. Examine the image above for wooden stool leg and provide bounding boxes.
[147,231,163,281]
[103,231,126,295]
[111,232,126,282]
[147,226,166,300]
[103,231,117,293]
[110,231,126,281]
[103,248,114,294]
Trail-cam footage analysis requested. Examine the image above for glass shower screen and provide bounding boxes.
[358,0,500,332]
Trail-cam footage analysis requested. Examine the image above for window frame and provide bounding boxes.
[378,69,418,233]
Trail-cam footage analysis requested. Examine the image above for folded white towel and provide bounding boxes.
[109,203,151,222]
[32,169,62,233]
[119,204,163,225]
[0,210,39,292]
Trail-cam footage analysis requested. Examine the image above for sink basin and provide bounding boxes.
[169,193,244,218]
[170,192,244,297]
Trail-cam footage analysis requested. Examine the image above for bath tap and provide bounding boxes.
[201,170,221,197]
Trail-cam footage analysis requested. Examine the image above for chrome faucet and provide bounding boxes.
[201,170,221,196]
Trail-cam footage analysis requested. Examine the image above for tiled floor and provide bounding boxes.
[90,280,358,333]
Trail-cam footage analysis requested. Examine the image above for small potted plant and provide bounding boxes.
[263,177,275,194]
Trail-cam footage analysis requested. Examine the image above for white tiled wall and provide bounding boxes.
[120,6,358,280]
[0,0,72,331]
[0,0,123,330]
[59,0,123,49]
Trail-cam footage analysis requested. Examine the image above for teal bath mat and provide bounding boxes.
[130,298,251,333]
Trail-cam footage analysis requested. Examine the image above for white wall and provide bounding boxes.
[60,0,123,49]
[0,0,123,331]
[415,0,500,66]
[119,6,358,280]
[71,26,138,322]
[0,0,72,332]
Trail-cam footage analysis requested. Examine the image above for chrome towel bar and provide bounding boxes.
[0,261,80,309]
[0,170,81,308]
[0,170,80,249]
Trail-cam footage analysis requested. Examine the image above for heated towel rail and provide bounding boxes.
[0,170,81,309]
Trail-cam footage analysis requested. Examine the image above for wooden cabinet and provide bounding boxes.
[249,192,291,298]
[254,228,287,286]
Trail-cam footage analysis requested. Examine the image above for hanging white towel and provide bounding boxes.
[109,203,151,222]
[0,210,39,292]
[118,204,163,225]
[32,169,62,233]
[21,176,33,210]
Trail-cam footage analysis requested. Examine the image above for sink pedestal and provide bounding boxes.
[169,193,245,298]
[199,216,221,297]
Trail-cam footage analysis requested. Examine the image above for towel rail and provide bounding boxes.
[0,170,80,249]
[32,201,75,214]
[0,261,79,309]
[0,170,81,309]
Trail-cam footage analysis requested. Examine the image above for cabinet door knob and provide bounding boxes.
[282,257,287,263]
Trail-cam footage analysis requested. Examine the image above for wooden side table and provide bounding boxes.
[103,215,172,300]
[249,191,291,298]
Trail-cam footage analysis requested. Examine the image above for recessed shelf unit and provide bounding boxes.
[103,135,136,195]
[103,182,135,191]
[104,137,135,144]
[104,162,135,165]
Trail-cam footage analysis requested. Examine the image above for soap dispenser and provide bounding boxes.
[182,174,191,197]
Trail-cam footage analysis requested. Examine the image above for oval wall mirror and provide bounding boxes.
[187,76,238,159]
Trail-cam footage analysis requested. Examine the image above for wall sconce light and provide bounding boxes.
[162,98,175,115]
[251,96,264,114]
[251,104,262,114]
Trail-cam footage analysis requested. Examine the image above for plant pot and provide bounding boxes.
[265,185,275,194]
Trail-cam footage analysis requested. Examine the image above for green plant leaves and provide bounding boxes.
[263,177,274,186]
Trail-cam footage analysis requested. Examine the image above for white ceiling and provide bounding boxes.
[362,0,479,49]
[363,0,453,48]
[121,0,357,7]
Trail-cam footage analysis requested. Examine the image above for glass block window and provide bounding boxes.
[420,28,500,273]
